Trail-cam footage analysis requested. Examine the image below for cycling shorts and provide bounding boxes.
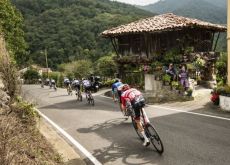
[131,95,145,120]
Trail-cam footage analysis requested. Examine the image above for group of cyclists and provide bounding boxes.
[111,79,150,147]
[39,76,99,105]
[38,76,163,151]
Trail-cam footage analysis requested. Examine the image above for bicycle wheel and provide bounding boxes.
[131,118,144,141]
[146,124,164,154]
[90,97,95,106]
[77,92,82,101]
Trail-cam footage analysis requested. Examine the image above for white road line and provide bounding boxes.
[149,105,230,121]
[100,95,230,121]
[35,109,102,165]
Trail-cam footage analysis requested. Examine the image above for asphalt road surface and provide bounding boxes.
[22,85,230,165]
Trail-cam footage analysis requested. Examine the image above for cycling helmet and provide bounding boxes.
[122,84,130,91]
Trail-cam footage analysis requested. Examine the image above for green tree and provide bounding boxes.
[23,69,40,83]
[0,0,27,67]
[12,0,153,69]
[60,59,93,79]
[96,55,117,77]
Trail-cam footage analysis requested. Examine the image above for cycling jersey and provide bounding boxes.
[72,80,80,85]
[64,78,70,85]
[82,80,91,87]
[112,82,123,93]
[121,88,144,120]
[121,88,141,107]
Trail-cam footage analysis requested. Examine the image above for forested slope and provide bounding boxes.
[12,0,153,68]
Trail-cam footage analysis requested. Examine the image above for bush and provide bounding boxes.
[216,52,227,84]
[216,85,230,97]
[23,69,40,83]
[96,55,117,77]
[103,79,115,87]
[49,72,60,83]
[59,60,93,79]
[0,36,19,100]
[162,74,171,82]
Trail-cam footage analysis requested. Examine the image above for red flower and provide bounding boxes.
[211,92,219,105]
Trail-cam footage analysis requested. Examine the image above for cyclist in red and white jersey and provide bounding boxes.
[121,84,150,147]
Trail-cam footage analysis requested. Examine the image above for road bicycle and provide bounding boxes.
[85,90,94,106]
[128,106,164,154]
[67,84,72,95]
[75,88,82,101]
[49,83,57,91]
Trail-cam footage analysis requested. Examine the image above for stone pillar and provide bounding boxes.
[144,74,162,91]
[228,0,230,86]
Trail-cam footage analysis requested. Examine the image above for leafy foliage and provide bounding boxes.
[216,52,227,85]
[23,69,40,82]
[12,0,153,69]
[0,0,27,67]
[0,36,20,100]
[59,59,93,78]
[96,55,117,77]
[140,0,226,24]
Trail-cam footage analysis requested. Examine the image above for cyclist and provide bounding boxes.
[64,77,72,94]
[38,78,42,84]
[45,78,50,86]
[82,78,92,98]
[50,79,56,89]
[112,79,123,102]
[121,84,150,147]
[72,78,81,93]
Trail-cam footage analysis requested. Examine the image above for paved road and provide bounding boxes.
[22,85,230,165]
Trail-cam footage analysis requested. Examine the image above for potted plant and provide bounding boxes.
[210,88,220,105]
[177,84,184,94]
[217,85,230,111]
[162,74,171,85]
[171,81,179,90]
[186,88,193,97]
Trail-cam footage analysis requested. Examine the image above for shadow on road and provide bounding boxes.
[77,118,164,165]
[39,96,120,112]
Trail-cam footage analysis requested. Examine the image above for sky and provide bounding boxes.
[111,0,160,6]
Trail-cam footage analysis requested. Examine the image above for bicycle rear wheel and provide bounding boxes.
[146,124,164,154]
[90,98,94,106]
[131,118,144,141]
[79,93,82,101]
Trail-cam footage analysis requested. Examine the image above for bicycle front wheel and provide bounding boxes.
[146,124,164,154]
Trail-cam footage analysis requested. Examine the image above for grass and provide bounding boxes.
[0,98,63,165]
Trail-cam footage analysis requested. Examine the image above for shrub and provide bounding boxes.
[23,69,40,83]
[0,35,19,100]
[162,74,171,82]
[216,85,230,97]
[216,52,227,84]
[96,55,117,77]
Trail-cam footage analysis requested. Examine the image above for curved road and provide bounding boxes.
[22,85,230,165]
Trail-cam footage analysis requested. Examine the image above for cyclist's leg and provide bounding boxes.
[133,106,150,146]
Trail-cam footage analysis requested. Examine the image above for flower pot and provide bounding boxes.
[219,95,230,111]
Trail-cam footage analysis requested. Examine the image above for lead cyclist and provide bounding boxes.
[120,84,150,147]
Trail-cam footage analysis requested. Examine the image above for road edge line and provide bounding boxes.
[100,95,230,121]
[35,108,102,165]
[149,105,230,121]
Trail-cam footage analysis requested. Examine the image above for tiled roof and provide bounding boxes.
[101,13,226,37]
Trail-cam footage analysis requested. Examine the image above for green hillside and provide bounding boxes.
[140,0,226,24]
[12,0,153,69]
